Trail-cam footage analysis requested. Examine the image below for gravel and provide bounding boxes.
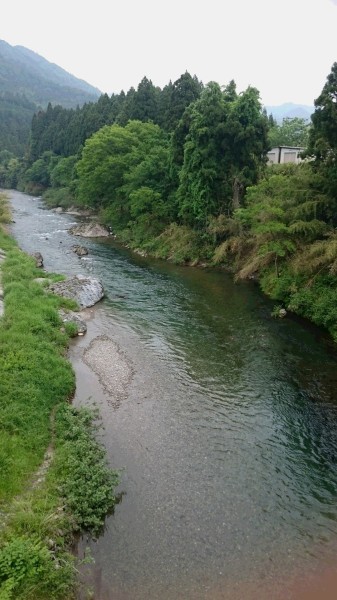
[83,335,133,405]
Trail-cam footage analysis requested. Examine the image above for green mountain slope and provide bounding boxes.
[0,39,102,155]
[0,39,101,107]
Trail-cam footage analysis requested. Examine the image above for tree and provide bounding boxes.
[177,82,228,227]
[131,77,159,122]
[308,62,337,161]
[307,62,337,220]
[50,155,78,189]
[24,151,58,189]
[76,121,172,231]
[76,124,137,210]
[176,83,269,227]
[162,72,203,131]
[268,117,310,148]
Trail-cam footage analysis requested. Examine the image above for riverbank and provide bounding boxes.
[42,180,337,347]
[0,194,119,599]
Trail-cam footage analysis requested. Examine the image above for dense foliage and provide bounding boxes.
[268,116,310,148]
[6,62,337,340]
[216,62,337,340]
[28,72,203,160]
[0,93,36,156]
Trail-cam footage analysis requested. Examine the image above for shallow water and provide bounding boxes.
[8,190,337,599]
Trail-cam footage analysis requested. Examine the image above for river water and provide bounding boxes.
[8,190,337,599]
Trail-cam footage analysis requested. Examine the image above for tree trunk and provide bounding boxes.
[275,255,279,278]
[232,177,243,211]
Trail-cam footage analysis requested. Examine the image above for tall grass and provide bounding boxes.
[0,194,11,225]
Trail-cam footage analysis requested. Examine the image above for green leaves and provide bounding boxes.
[55,405,120,534]
[309,62,337,158]
[268,117,310,148]
[176,82,269,226]
[76,124,137,208]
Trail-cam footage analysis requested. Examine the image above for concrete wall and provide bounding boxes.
[267,146,304,165]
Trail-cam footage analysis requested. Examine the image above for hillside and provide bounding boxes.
[0,39,102,155]
[0,39,101,107]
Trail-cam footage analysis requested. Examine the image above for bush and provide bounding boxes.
[54,405,120,534]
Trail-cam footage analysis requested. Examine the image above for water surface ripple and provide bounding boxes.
[9,191,337,599]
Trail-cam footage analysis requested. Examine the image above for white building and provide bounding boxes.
[267,146,304,165]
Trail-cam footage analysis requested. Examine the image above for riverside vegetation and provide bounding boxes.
[1,64,337,342]
[0,193,119,599]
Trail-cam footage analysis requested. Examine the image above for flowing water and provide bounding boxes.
[8,190,337,599]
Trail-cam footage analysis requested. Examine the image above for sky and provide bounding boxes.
[1,0,337,107]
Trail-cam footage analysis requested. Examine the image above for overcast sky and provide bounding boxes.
[2,0,337,106]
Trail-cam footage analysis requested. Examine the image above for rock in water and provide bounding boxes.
[71,244,89,256]
[69,223,110,237]
[49,275,104,308]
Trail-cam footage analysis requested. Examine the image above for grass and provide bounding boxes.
[0,194,11,225]
[116,222,213,265]
[0,195,120,598]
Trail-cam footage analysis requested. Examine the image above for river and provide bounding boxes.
[8,190,337,599]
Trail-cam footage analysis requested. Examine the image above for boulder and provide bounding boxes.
[279,308,287,318]
[71,244,89,256]
[54,207,63,214]
[49,275,104,308]
[32,252,44,268]
[69,223,110,238]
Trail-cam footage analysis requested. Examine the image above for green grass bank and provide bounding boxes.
[0,193,119,599]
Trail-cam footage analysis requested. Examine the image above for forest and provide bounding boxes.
[2,64,337,340]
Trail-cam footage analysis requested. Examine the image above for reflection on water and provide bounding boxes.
[9,190,337,599]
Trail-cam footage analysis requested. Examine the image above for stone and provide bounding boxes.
[59,309,87,335]
[49,275,104,308]
[34,277,51,286]
[54,207,63,213]
[279,308,287,318]
[31,252,44,267]
[69,223,110,238]
[71,244,89,256]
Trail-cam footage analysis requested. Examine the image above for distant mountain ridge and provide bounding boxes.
[0,39,101,108]
[0,39,102,155]
[265,102,314,123]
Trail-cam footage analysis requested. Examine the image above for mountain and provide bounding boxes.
[0,39,101,108]
[0,39,102,155]
[265,103,314,123]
